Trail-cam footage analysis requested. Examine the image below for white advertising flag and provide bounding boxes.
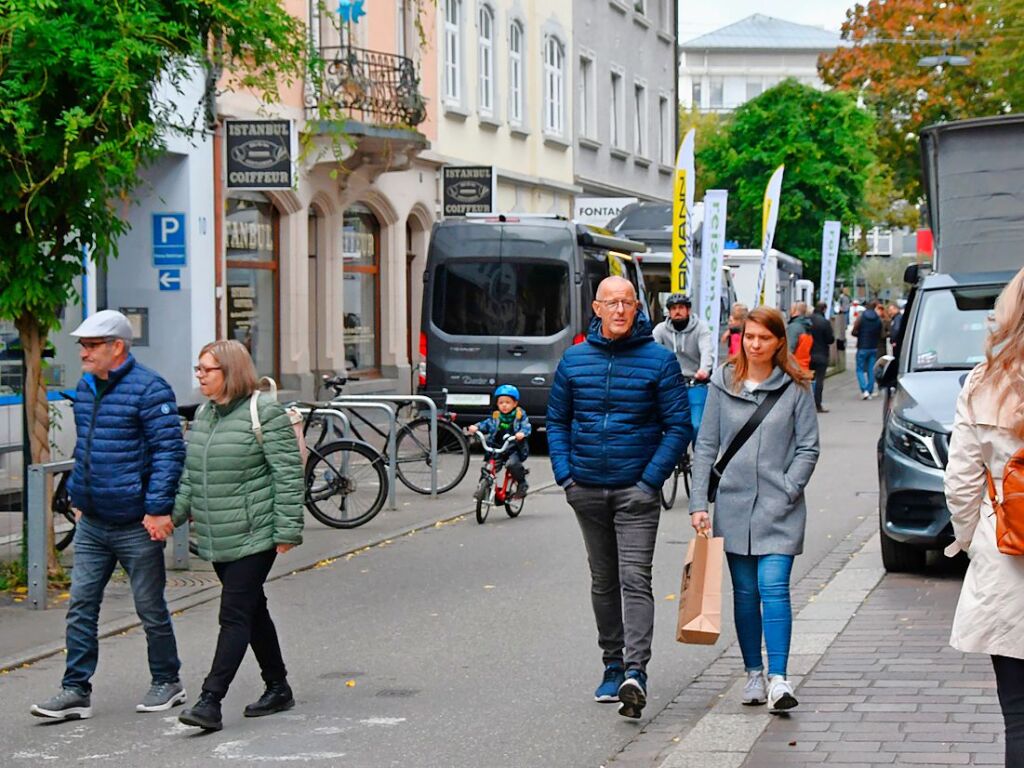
[671,129,696,295]
[820,220,842,319]
[754,164,785,306]
[699,190,728,367]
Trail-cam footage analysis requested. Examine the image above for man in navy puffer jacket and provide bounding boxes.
[32,310,186,723]
[548,276,690,719]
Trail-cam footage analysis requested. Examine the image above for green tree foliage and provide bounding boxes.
[678,107,728,198]
[697,80,878,285]
[974,0,1024,110]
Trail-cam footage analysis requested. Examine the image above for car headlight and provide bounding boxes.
[886,415,943,469]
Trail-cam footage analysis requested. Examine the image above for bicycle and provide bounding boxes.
[470,431,527,525]
[318,375,470,495]
[660,375,707,510]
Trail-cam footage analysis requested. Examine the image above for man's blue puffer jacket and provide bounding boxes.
[68,355,186,523]
[547,314,691,490]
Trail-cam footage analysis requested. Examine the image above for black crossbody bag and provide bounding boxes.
[707,381,791,504]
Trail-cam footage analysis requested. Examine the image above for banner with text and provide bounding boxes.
[699,190,728,367]
[671,129,696,294]
[442,166,496,216]
[820,220,842,319]
[574,196,638,226]
[754,164,785,306]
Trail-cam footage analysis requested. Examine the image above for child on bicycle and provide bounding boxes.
[468,384,532,499]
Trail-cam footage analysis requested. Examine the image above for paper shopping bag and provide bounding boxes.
[675,532,724,645]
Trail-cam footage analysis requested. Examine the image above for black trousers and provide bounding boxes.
[993,655,1024,767]
[202,549,287,698]
[811,362,828,409]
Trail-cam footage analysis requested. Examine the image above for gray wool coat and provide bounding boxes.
[689,365,820,556]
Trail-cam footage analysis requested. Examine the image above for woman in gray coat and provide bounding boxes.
[690,306,819,714]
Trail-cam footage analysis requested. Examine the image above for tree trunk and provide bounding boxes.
[15,313,58,575]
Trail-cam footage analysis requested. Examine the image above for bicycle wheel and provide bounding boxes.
[660,467,679,510]
[475,479,491,524]
[53,471,76,551]
[396,418,470,495]
[681,451,692,499]
[505,485,525,518]
[305,440,388,529]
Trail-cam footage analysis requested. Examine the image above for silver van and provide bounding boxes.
[418,215,647,428]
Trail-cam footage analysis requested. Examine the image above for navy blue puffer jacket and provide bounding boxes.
[547,314,691,489]
[68,356,186,523]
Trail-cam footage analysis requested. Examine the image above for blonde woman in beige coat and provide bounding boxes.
[945,266,1024,768]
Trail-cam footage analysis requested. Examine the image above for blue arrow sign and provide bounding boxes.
[158,269,182,291]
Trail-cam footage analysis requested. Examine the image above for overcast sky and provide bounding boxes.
[680,1,855,42]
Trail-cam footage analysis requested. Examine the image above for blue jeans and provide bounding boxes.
[684,384,708,452]
[726,553,795,678]
[63,515,181,694]
[855,349,877,394]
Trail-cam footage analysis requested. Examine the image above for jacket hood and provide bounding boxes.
[711,364,791,398]
[790,316,812,330]
[586,311,654,349]
[84,354,136,394]
[658,317,703,338]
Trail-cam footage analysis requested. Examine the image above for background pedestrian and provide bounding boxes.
[852,299,883,399]
[808,301,835,413]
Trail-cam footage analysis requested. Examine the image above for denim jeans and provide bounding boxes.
[63,515,180,694]
[568,484,661,673]
[855,349,877,394]
[685,384,708,452]
[726,553,795,678]
[992,655,1024,768]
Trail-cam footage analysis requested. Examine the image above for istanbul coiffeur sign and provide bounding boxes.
[225,120,294,190]
[442,166,496,216]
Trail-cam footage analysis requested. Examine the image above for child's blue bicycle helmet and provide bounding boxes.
[494,384,520,400]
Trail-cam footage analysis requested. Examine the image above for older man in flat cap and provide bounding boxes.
[31,310,187,722]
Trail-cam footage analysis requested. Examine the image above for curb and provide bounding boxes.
[0,479,557,674]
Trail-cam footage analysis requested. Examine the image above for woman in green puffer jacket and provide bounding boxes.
[173,340,304,732]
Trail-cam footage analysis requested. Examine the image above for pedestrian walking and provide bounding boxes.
[689,307,819,714]
[653,293,712,446]
[722,303,748,359]
[888,303,905,359]
[944,267,1024,768]
[785,302,813,370]
[838,287,851,323]
[174,340,304,732]
[808,301,835,413]
[547,276,690,720]
[31,310,186,722]
[852,299,883,399]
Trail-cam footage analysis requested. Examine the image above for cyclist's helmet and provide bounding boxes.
[665,293,692,308]
[494,384,520,401]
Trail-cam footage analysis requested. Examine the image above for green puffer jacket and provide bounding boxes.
[173,393,304,562]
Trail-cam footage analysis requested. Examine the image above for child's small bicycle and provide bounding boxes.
[469,431,527,524]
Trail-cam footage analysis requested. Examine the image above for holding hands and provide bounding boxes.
[143,514,174,542]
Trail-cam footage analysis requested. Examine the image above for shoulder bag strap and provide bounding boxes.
[713,380,792,480]
[249,391,264,446]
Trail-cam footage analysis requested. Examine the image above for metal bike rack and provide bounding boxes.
[290,406,352,442]
[323,400,399,510]
[325,394,440,496]
[26,460,74,610]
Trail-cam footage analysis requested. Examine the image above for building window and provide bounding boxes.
[444,0,462,104]
[341,204,380,373]
[634,82,648,157]
[691,79,702,109]
[746,79,763,101]
[710,77,724,109]
[633,0,646,14]
[658,95,671,164]
[508,21,524,125]
[543,36,565,136]
[661,0,672,32]
[610,71,624,148]
[478,5,494,115]
[225,192,279,378]
[579,55,596,139]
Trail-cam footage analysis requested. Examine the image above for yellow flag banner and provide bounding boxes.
[671,129,696,294]
[755,164,785,306]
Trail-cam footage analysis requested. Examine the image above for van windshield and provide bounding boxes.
[909,285,1000,371]
[432,260,570,336]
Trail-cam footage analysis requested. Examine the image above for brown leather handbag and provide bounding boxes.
[985,448,1024,555]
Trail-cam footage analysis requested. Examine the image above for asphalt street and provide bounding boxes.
[0,369,881,767]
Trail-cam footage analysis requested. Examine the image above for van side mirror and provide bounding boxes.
[903,264,919,285]
[875,355,897,388]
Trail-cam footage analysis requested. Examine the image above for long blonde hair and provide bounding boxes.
[975,267,1024,437]
[199,340,259,402]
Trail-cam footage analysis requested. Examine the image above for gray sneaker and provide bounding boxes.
[31,688,92,721]
[136,681,187,713]
[742,670,767,705]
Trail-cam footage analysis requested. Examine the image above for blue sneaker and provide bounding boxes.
[617,670,647,719]
[594,663,625,703]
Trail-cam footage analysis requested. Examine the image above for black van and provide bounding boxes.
[418,215,647,428]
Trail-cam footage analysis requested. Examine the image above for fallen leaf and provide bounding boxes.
[345,679,356,688]
[664,594,676,601]
[483,585,495,590]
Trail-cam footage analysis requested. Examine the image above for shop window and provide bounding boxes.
[342,204,380,373]
[225,192,279,378]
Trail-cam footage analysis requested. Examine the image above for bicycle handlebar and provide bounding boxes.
[470,431,518,455]
[321,374,361,395]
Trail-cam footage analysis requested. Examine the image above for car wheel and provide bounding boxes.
[879,520,927,573]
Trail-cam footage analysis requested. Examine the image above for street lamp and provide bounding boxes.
[917,53,971,67]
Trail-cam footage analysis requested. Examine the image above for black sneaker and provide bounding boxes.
[617,670,648,719]
[244,681,295,718]
[178,692,223,731]
[512,482,528,500]
[31,688,92,721]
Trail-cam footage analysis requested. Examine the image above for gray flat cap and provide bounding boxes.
[70,310,134,340]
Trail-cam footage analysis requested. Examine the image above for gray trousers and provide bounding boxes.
[567,484,661,673]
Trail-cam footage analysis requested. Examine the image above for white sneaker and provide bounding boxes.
[767,675,798,713]
[741,671,766,705]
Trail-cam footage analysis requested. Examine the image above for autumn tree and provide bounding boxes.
[819,0,996,205]
[973,0,1024,110]
[698,80,878,285]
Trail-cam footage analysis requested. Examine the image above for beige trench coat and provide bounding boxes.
[945,365,1024,660]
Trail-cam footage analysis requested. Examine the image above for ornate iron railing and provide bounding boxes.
[308,46,427,127]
